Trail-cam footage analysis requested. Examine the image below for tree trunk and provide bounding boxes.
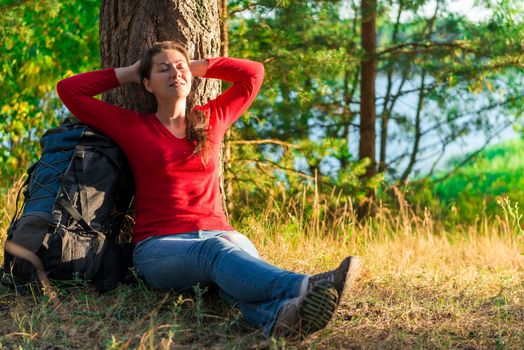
[99,0,222,113]
[219,0,233,217]
[220,0,228,58]
[358,0,377,217]
[359,0,377,178]
[99,0,226,216]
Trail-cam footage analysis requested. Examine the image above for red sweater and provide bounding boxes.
[57,57,264,243]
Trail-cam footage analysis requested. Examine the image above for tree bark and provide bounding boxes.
[359,0,377,178]
[99,0,225,219]
[99,0,222,113]
[219,0,233,217]
[220,0,228,58]
[358,0,377,217]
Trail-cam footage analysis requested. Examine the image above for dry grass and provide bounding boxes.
[1,180,523,349]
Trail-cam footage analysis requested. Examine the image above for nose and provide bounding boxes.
[171,66,182,78]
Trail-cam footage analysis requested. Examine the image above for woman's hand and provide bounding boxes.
[190,60,209,77]
[115,60,142,85]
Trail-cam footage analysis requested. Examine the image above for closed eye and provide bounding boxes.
[156,63,170,72]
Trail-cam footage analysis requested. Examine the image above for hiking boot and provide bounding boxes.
[306,256,360,303]
[272,282,339,340]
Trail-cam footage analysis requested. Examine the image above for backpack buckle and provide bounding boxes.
[75,149,85,158]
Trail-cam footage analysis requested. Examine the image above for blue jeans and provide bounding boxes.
[132,230,306,337]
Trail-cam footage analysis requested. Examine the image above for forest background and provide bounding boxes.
[0,0,523,349]
[1,0,524,219]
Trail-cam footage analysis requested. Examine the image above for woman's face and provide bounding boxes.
[143,49,192,100]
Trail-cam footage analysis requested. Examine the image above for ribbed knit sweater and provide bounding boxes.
[57,57,264,243]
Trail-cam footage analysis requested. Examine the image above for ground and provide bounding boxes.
[1,221,522,349]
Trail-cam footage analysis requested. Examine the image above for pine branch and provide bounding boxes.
[0,0,31,11]
[228,2,256,16]
[377,41,477,57]
[230,139,298,148]
[233,157,314,180]
[420,96,519,137]
[428,120,514,184]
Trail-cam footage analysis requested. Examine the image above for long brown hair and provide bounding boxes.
[139,41,209,162]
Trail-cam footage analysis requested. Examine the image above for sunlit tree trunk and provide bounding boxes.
[99,0,221,113]
[358,0,377,216]
[359,0,377,178]
[99,0,228,211]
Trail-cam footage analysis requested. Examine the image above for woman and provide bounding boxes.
[57,41,360,339]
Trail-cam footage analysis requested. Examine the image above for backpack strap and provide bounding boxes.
[74,146,90,222]
[4,241,61,307]
[57,197,97,233]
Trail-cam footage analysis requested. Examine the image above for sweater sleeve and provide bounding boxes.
[199,57,264,132]
[56,69,140,144]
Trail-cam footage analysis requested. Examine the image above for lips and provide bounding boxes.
[169,81,185,87]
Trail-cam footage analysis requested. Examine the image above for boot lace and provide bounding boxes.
[308,270,335,288]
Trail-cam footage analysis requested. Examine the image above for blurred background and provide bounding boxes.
[1,0,523,223]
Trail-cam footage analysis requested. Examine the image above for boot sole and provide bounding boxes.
[337,256,361,303]
[298,282,339,338]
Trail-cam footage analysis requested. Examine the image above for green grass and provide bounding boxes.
[1,178,523,349]
[1,221,523,349]
[434,138,524,218]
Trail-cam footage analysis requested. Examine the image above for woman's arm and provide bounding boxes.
[115,61,142,84]
[190,60,209,78]
[57,65,141,143]
[199,57,264,131]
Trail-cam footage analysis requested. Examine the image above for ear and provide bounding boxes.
[143,78,153,93]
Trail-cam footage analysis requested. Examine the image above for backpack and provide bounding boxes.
[2,118,134,292]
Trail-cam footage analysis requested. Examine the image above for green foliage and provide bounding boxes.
[377,1,524,180]
[0,0,100,185]
[2,0,524,219]
[225,0,524,212]
[432,138,524,219]
[227,0,375,212]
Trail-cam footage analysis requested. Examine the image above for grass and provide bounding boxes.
[1,181,523,349]
[434,138,524,218]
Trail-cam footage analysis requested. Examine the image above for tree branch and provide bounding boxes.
[377,41,477,57]
[228,2,256,16]
[233,157,314,180]
[419,96,519,137]
[0,0,31,11]
[427,120,514,184]
[400,70,427,182]
[231,139,298,148]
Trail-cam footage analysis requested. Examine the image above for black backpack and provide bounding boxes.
[2,118,134,292]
